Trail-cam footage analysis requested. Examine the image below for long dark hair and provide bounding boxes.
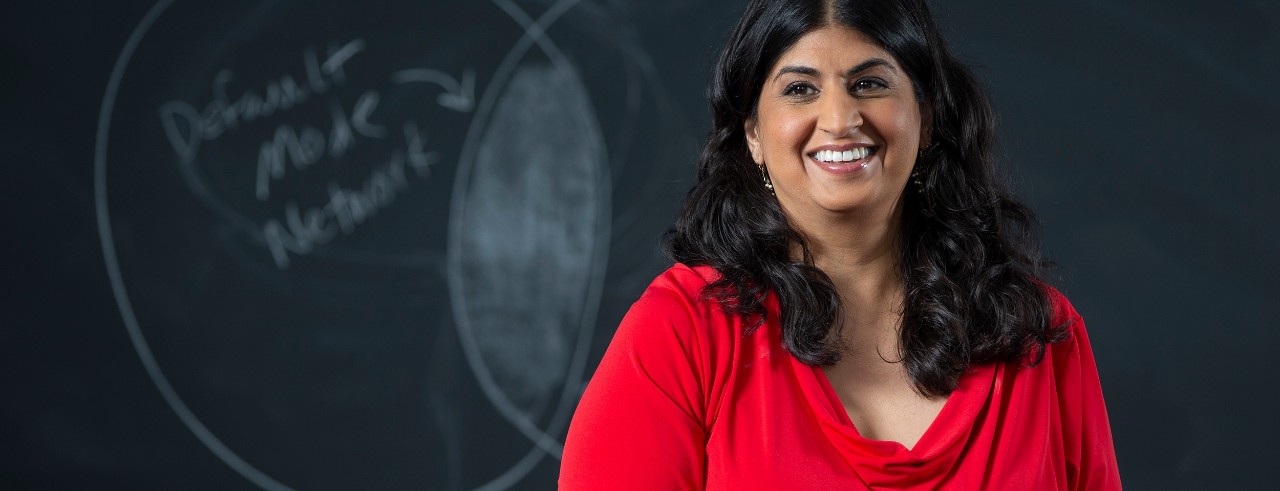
[663,0,1067,397]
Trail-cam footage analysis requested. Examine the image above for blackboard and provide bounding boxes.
[5,0,1279,489]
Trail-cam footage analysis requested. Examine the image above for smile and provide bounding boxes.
[811,147,872,163]
[807,145,877,176]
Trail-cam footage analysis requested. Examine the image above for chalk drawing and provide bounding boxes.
[97,0,626,488]
[446,0,608,489]
[390,68,477,113]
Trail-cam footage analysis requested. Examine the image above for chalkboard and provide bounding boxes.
[5,0,1280,489]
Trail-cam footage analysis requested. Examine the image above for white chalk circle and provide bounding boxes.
[452,63,605,452]
[447,1,610,488]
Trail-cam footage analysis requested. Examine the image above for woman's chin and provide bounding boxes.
[778,191,878,217]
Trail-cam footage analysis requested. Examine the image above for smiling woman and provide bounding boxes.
[745,26,924,229]
[560,0,1121,489]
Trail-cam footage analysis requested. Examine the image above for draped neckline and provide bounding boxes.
[791,343,1000,483]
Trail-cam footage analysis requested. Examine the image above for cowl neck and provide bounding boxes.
[769,289,1002,487]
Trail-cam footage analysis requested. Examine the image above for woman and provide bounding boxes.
[561,0,1120,488]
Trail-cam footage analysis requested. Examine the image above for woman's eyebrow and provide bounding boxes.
[772,58,897,82]
[773,65,819,81]
[845,58,896,77]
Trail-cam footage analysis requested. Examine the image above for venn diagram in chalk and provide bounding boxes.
[96,0,679,488]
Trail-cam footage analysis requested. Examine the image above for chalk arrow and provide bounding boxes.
[391,68,476,113]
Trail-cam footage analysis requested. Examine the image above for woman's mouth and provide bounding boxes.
[809,146,876,175]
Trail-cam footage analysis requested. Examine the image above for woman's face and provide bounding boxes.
[745,25,928,225]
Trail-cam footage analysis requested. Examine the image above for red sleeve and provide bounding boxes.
[559,274,715,489]
[1048,289,1123,490]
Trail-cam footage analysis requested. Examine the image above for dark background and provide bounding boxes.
[4,0,1277,489]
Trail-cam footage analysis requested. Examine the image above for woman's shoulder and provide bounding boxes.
[1035,283,1096,366]
[630,263,724,313]
[603,264,743,419]
[619,263,740,351]
[1040,283,1084,332]
[647,262,721,292]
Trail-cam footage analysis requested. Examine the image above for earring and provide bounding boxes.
[759,164,775,194]
[911,170,925,194]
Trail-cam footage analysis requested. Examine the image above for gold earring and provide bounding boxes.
[759,164,775,194]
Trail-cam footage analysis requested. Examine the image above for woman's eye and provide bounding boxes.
[782,82,817,96]
[852,78,889,92]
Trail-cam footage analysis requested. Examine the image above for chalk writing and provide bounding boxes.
[254,90,385,201]
[157,39,365,165]
[151,35,471,269]
[262,122,437,269]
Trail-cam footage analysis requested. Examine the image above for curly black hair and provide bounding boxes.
[663,0,1067,397]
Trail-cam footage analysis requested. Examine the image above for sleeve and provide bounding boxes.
[559,283,712,490]
[1049,290,1123,490]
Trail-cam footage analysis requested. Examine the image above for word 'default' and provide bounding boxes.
[156,39,365,165]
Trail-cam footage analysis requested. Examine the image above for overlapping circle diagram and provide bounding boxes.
[95,0,682,488]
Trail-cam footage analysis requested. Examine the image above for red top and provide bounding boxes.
[561,264,1121,490]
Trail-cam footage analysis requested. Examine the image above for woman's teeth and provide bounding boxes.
[813,147,871,163]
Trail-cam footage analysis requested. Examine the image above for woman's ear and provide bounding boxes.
[744,118,763,164]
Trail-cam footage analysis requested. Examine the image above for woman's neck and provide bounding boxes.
[791,202,906,351]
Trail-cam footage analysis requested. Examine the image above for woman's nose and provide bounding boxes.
[816,92,861,137]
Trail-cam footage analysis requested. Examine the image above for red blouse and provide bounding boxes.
[561,264,1121,490]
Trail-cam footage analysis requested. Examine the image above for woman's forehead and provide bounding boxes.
[770,25,897,74]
